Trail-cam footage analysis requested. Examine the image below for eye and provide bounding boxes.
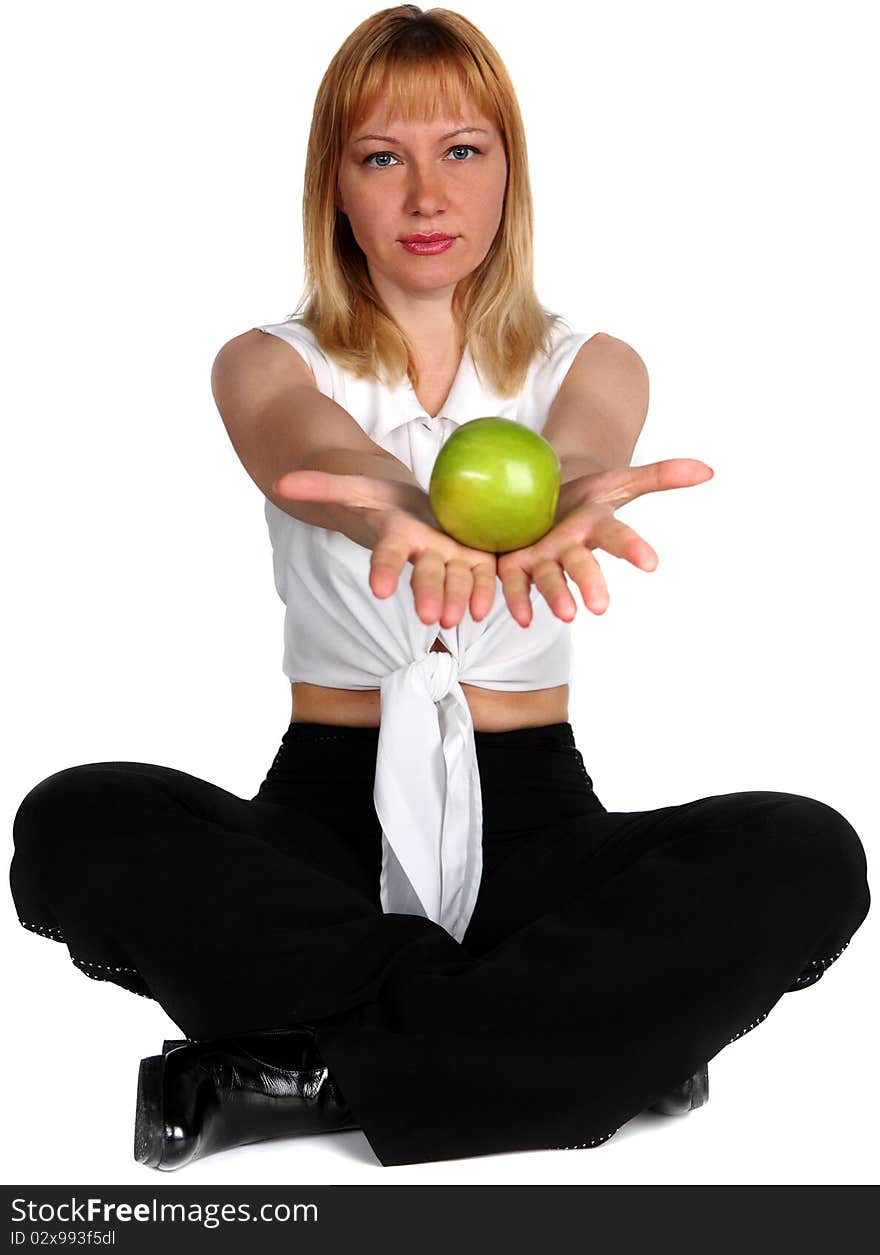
[361,144,481,168]
[362,151,398,168]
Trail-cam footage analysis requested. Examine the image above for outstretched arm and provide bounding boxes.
[501,334,712,626]
[542,332,650,503]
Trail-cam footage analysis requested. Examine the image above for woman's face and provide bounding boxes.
[336,93,508,314]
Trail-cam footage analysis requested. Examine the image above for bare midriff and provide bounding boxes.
[290,636,569,732]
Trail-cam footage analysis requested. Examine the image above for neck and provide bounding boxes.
[371,273,462,359]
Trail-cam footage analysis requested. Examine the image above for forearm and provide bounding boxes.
[557,454,612,485]
[543,334,648,490]
[291,447,429,550]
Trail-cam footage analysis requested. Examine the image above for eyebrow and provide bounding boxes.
[351,126,489,145]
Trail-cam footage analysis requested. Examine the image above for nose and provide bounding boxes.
[404,162,449,218]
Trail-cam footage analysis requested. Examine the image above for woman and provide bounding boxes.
[9,5,870,1171]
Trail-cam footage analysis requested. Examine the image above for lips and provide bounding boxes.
[400,233,455,243]
[400,236,457,255]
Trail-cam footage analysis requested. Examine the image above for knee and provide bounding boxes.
[763,792,870,924]
[13,764,119,857]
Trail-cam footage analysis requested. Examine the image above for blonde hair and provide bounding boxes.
[285,4,565,398]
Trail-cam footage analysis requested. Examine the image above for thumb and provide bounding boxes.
[273,469,375,506]
[273,469,417,514]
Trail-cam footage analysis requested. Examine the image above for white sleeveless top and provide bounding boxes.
[255,316,595,943]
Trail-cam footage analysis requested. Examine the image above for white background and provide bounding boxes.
[3,0,877,1186]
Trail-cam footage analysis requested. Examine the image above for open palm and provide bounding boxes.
[496,458,715,626]
[272,468,499,626]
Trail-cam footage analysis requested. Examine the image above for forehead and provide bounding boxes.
[351,109,494,140]
[349,72,496,137]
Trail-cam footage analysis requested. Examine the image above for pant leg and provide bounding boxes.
[9,749,463,1041]
[308,732,871,1167]
[10,722,871,1168]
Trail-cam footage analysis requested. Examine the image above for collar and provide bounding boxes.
[372,343,514,445]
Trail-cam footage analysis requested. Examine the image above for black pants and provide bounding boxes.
[9,720,871,1167]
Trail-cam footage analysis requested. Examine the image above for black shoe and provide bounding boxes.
[134,1026,360,1170]
[646,1064,709,1115]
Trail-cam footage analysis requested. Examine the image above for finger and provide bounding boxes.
[530,554,579,620]
[637,458,714,497]
[410,550,446,625]
[369,532,410,599]
[273,470,400,512]
[588,459,714,511]
[591,515,659,570]
[556,545,609,614]
[469,560,498,622]
[629,459,714,504]
[439,559,474,629]
[499,563,534,628]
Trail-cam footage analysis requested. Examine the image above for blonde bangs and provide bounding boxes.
[343,48,501,142]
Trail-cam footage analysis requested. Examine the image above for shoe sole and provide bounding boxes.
[648,1064,710,1115]
[691,1063,709,1109]
[134,1053,166,1168]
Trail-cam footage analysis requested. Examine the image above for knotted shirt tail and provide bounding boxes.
[373,652,484,944]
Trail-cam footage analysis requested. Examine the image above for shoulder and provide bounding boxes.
[551,331,649,403]
[209,328,317,401]
[215,324,320,390]
[531,323,634,394]
[566,331,647,375]
[552,332,650,444]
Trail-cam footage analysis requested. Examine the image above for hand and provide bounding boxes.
[273,469,499,628]
[496,458,715,627]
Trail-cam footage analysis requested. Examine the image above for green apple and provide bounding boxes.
[428,417,561,552]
